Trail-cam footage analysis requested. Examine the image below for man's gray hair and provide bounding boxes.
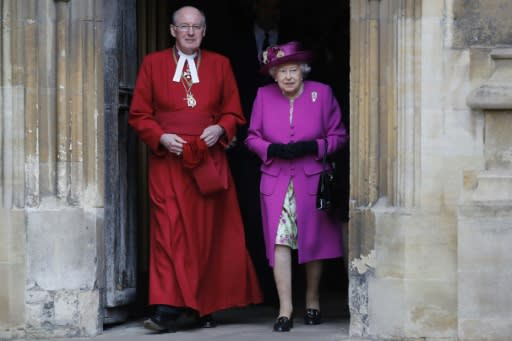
[172,6,206,25]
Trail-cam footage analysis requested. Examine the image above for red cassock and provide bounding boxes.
[129,48,263,316]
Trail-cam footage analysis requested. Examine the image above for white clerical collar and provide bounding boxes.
[172,48,200,84]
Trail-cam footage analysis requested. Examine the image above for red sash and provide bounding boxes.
[156,111,228,195]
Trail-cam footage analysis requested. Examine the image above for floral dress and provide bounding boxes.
[275,181,298,249]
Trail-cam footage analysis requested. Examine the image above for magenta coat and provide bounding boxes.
[246,80,348,266]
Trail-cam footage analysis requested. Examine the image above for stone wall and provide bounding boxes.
[460,46,512,341]
[1,0,510,339]
[0,0,104,338]
[349,0,511,340]
[0,209,25,339]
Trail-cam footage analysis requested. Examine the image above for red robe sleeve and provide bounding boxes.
[216,58,246,148]
[128,55,167,156]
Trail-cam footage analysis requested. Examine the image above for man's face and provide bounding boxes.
[170,7,205,54]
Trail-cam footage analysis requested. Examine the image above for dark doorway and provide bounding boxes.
[132,0,350,318]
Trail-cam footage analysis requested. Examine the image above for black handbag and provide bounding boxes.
[316,140,336,211]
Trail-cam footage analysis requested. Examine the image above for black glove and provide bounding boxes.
[268,141,318,159]
[267,143,295,160]
[287,140,318,158]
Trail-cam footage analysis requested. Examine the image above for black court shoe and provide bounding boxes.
[273,316,293,332]
[304,308,322,325]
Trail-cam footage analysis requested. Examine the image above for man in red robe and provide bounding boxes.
[128,5,263,333]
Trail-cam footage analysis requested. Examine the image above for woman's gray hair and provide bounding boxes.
[269,63,311,79]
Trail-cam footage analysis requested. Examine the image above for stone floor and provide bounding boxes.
[20,290,371,341]
[21,307,367,341]
[18,260,361,341]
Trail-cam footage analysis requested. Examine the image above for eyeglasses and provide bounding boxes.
[173,24,204,32]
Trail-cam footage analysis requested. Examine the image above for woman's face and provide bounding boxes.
[274,63,303,98]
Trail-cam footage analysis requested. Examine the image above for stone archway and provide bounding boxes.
[131,0,352,310]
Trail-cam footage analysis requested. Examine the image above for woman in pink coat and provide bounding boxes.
[246,41,348,332]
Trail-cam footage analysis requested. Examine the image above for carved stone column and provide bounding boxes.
[350,1,460,339]
[349,0,425,337]
[459,48,512,341]
[1,2,34,339]
[0,0,105,338]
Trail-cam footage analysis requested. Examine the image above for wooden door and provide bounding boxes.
[103,0,139,324]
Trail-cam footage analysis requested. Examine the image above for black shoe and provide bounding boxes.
[304,308,322,325]
[273,316,293,332]
[143,306,178,333]
[143,314,177,333]
[199,314,217,328]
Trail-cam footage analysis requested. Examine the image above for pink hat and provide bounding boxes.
[260,41,314,74]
